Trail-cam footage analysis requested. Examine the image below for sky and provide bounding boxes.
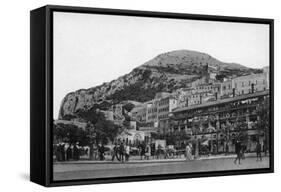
[53,12,270,118]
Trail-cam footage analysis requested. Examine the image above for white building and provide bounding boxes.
[232,72,269,96]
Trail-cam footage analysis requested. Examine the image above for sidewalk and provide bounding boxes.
[54,153,263,165]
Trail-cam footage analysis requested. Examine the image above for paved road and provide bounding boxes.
[53,157,269,181]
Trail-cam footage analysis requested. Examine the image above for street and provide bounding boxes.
[53,156,269,181]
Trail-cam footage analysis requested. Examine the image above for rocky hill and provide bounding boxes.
[58,50,261,119]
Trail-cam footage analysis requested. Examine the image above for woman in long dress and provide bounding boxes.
[185,143,193,161]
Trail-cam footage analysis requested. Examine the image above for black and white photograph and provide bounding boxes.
[2,0,281,191]
[52,10,272,182]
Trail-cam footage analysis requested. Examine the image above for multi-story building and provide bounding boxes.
[131,92,178,133]
[232,73,269,96]
[220,80,233,98]
[146,99,159,123]
[158,95,177,120]
[131,69,270,139]
[216,72,269,99]
[170,90,269,155]
[177,82,220,107]
[176,88,193,108]
[158,95,178,133]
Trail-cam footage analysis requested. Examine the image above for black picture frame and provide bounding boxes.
[30,5,274,187]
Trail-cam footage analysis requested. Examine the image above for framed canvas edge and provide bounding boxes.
[30,6,48,186]
[30,4,274,187]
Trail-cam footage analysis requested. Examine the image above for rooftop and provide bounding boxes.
[172,90,269,113]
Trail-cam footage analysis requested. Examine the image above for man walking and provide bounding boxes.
[119,142,125,162]
[66,145,72,161]
[156,144,162,159]
[256,141,262,161]
[73,144,80,161]
[234,140,242,164]
[111,143,120,162]
[98,144,105,161]
[225,142,229,156]
[139,142,145,160]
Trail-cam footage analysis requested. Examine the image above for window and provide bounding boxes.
[242,82,244,87]
[249,81,251,86]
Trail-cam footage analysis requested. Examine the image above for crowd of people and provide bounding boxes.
[54,143,88,161]
[83,141,193,162]
[110,142,157,162]
[54,139,268,163]
[111,142,130,162]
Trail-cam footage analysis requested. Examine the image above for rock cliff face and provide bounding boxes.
[58,50,260,119]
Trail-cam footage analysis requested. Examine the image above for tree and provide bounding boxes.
[53,122,87,146]
[77,107,123,159]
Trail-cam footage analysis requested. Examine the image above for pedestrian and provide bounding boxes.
[225,142,229,156]
[256,141,262,161]
[119,142,125,162]
[98,144,105,161]
[66,144,72,161]
[164,146,169,159]
[156,144,162,159]
[85,148,88,156]
[185,143,193,161]
[58,143,65,161]
[112,143,120,161]
[213,143,217,154]
[145,144,151,160]
[234,140,242,164]
[139,142,145,160]
[151,143,156,159]
[62,143,66,161]
[125,144,130,161]
[73,144,79,161]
